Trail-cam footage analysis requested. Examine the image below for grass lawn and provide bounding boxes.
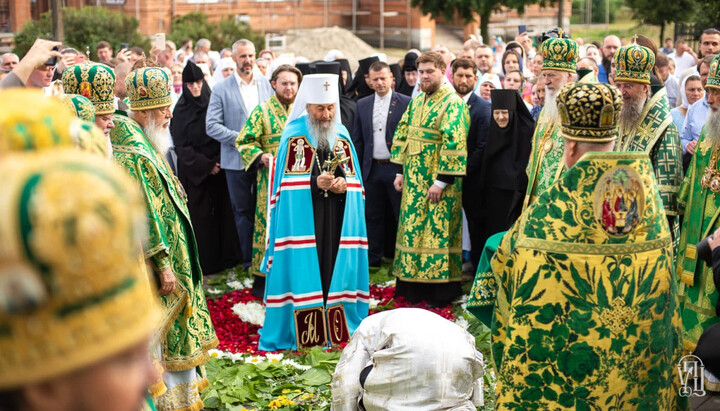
[569,7,670,44]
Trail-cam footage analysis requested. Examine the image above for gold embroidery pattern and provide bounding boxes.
[600,298,638,335]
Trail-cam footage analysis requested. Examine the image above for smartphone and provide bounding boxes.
[44,46,60,66]
[120,42,129,51]
[154,33,165,51]
[518,25,527,35]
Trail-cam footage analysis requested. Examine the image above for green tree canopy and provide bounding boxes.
[624,0,695,43]
[168,12,264,53]
[410,0,547,44]
[14,6,149,60]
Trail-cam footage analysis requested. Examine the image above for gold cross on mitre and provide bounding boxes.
[323,81,330,91]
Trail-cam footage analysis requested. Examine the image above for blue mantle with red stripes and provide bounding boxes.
[259,115,369,351]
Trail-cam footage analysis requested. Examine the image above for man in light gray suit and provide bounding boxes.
[206,39,273,273]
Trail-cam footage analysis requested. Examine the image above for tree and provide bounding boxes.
[410,0,548,43]
[168,12,264,53]
[692,1,720,30]
[624,0,695,44]
[14,7,149,60]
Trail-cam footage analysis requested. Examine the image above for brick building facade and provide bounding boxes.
[4,0,570,49]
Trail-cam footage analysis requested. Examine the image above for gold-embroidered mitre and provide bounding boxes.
[61,62,116,114]
[557,82,622,143]
[0,149,159,388]
[125,67,172,111]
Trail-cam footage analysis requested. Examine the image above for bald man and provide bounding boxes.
[599,35,621,83]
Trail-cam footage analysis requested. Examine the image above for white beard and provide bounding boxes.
[707,107,720,145]
[543,87,559,122]
[308,115,337,152]
[145,116,171,156]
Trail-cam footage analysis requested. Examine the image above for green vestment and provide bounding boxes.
[677,127,720,353]
[235,95,290,277]
[615,87,682,229]
[492,152,684,410]
[524,106,565,209]
[390,84,469,282]
[110,114,218,372]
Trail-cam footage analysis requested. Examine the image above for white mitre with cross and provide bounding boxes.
[287,73,341,123]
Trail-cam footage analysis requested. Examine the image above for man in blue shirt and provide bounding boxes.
[682,55,715,155]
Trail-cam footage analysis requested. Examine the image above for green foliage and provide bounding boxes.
[624,0,694,33]
[168,12,263,53]
[13,7,149,60]
[692,1,720,29]
[571,0,623,24]
[202,348,340,410]
[410,0,547,41]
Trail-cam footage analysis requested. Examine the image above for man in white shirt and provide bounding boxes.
[670,39,698,75]
[206,39,273,274]
[351,61,411,267]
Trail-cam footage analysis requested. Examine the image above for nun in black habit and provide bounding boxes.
[476,89,534,246]
[314,61,356,137]
[170,61,242,274]
[346,56,379,101]
[396,51,419,97]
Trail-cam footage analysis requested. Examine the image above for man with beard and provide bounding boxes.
[391,51,469,307]
[485,81,685,410]
[61,62,116,141]
[598,35,620,83]
[110,66,218,411]
[259,74,368,351]
[452,58,491,270]
[236,64,302,296]
[613,43,682,238]
[676,55,720,356]
[523,35,578,209]
[206,39,273,276]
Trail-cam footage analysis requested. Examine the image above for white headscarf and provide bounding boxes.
[213,57,237,85]
[678,73,705,109]
[287,74,341,124]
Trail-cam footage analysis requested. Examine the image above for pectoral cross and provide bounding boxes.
[323,81,330,91]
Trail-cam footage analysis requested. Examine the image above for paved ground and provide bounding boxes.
[692,393,720,410]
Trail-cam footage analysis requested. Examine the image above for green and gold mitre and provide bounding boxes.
[707,54,720,90]
[60,94,96,122]
[557,82,622,143]
[69,118,110,159]
[0,89,74,154]
[540,33,578,73]
[61,62,116,115]
[0,149,160,389]
[613,43,655,85]
[125,67,172,111]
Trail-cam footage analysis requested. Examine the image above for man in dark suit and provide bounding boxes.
[352,61,411,267]
[452,58,491,270]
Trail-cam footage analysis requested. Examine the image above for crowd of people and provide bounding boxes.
[1,23,720,410]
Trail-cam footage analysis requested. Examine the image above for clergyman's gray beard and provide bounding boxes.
[146,116,171,156]
[308,115,336,152]
[706,107,720,144]
[619,97,645,132]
